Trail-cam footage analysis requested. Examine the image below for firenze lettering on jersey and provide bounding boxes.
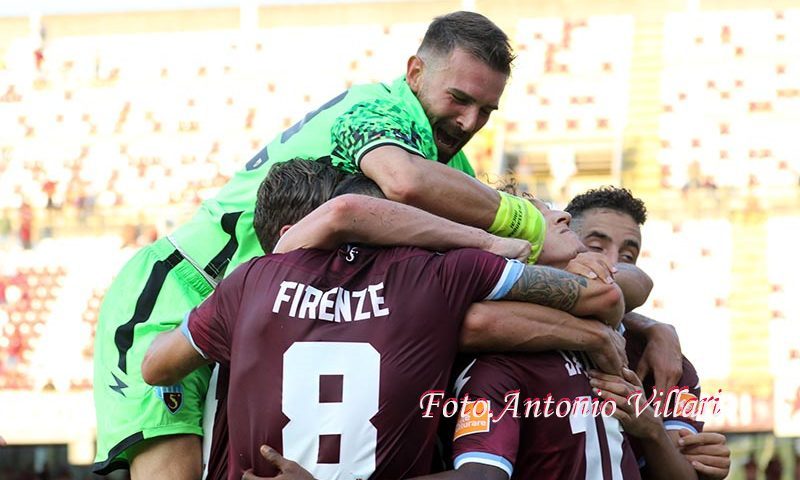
[272,281,390,322]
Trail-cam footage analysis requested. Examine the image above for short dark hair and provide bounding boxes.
[565,186,648,225]
[332,174,386,199]
[419,11,514,75]
[254,158,346,253]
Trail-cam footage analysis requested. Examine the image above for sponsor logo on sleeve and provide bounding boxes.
[454,400,491,440]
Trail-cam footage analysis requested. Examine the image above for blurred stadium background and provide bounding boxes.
[0,0,799,478]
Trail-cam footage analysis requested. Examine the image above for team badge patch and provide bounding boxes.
[155,384,184,414]
[454,400,491,440]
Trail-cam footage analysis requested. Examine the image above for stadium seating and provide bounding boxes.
[659,9,800,190]
[504,15,634,141]
[636,219,733,380]
[0,265,66,389]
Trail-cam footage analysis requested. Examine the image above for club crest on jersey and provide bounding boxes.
[341,245,359,263]
[155,384,184,414]
[454,400,491,440]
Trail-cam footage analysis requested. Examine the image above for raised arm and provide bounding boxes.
[361,146,499,229]
[460,301,627,374]
[273,194,531,262]
[614,262,653,312]
[501,264,624,326]
[360,147,545,262]
[624,311,683,394]
[141,328,210,386]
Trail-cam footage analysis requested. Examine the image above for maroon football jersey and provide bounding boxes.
[185,246,519,480]
[202,364,229,480]
[451,351,642,480]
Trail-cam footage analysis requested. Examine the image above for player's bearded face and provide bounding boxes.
[410,48,507,162]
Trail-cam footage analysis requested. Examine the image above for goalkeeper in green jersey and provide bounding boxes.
[93,11,545,479]
[93,10,680,480]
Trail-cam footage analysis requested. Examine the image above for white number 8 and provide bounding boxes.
[283,342,380,480]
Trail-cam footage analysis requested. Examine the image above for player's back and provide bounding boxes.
[167,78,475,285]
[452,351,641,480]
[194,245,512,479]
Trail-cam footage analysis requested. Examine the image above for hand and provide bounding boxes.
[242,445,316,480]
[677,430,731,479]
[565,252,617,284]
[487,236,531,263]
[585,324,627,375]
[0,435,6,447]
[588,368,662,440]
[636,323,683,394]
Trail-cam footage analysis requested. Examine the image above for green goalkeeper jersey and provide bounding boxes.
[168,76,475,282]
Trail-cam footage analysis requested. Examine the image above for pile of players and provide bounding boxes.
[91,11,732,480]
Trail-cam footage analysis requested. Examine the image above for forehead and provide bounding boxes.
[577,208,641,244]
[530,197,549,213]
[436,48,507,105]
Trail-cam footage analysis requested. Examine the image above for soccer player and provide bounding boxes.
[92,12,550,478]
[93,10,682,477]
[427,197,699,480]
[195,160,532,480]
[142,172,627,479]
[565,186,731,480]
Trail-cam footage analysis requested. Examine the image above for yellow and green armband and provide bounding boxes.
[489,191,546,264]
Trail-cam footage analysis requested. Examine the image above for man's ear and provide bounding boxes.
[406,55,424,93]
[278,225,293,237]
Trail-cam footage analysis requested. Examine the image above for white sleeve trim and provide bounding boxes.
[485,260,525,300]
[354,139,426,170]
[664,420,699,434]
[454,452,512,478]
[181,312,210,359]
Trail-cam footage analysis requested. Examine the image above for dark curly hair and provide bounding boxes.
[565,186,647,225]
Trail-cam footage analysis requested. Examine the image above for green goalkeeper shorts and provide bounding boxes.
[92,236,214,474]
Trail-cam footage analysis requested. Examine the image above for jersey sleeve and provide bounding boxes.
[182,261,251,366]
[451,358,521,479]
[330,98,436,173]
[435,248,524,318]
[662,357,704,434]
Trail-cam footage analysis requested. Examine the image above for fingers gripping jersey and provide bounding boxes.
[169,76,475,284]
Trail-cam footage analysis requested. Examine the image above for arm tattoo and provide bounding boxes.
[504,265,588,312]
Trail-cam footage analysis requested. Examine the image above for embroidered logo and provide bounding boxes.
[155,384,184,414]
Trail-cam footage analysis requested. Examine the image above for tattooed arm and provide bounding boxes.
[501,265,624,326]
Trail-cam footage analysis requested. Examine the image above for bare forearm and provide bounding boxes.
[640,428,698,480]
[141,330,209,386]
[460,301,605,353]
[613,263,653,312]
[361,146,500,229]
[623,311,676,342]
[275,194,528,259]
[503,265,624,325]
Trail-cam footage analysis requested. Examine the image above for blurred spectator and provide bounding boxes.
[19,202,33,249]
[745,453,757,480]
[0,210,11,245]
[43,181,57,210]
[766,454,783,480]
[795,452,800,480]
[0,84,21,102]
